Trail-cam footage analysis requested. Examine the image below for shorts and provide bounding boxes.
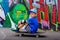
[25,25,31,32]
[19,25,31,32]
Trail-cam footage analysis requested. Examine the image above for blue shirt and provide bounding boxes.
[28,17,39,33]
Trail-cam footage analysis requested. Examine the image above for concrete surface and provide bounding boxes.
[0,28,60,40]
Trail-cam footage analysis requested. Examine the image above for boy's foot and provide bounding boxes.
[11,28,20,33]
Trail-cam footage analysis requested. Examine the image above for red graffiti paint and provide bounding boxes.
[29,0,33,9]
[58,0,60,23]
[44,5,49,22]
[37,0,41,22]
[40,0,44,5]
[37,0,44,22]
[37,8,41,22]
[52,5,56,23]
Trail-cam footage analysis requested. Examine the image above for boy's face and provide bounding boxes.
[30,12,37,18]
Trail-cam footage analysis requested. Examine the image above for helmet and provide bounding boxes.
[28,8,37,14]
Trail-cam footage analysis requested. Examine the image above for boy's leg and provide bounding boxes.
[25,25,30,32]
[11,26,20,33]
[19,25,27,32]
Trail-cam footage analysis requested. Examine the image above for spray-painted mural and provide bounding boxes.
[0,0,60,31]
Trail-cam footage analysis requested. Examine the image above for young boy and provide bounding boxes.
[18,8,39,33]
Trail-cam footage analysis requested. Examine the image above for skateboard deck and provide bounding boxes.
[14,29,45,37]
[16,30,45,37]
[19,32,45,37]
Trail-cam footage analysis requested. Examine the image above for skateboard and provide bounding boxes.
[19,32,45,38]
[15,30,45,38]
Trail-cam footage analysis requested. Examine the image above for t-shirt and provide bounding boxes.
[28,17,39,33]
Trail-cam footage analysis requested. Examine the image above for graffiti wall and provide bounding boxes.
[0,0,60,31]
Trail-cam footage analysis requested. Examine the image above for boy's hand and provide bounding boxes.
[25,23,28,26]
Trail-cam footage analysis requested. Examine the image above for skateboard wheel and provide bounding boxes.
[36,35,39,38]
[19,34,22,37]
